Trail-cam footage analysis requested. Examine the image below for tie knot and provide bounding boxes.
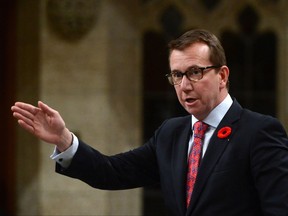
[193,121,208,139]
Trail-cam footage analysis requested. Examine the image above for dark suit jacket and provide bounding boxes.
[56,100,288,216]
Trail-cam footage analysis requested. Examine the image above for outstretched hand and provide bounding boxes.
[11,101,72,152]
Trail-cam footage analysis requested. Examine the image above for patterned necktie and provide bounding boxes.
[186,121,208,208]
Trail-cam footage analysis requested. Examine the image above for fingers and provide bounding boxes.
[11,102,39,119]
[11,102,39,131]
[11,102,38,122]
[11,101,54,118]
[12,102,38,113]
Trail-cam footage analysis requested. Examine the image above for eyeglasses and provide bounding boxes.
[166,65,222,85]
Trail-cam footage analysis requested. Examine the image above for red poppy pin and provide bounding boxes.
[217,126,232,139]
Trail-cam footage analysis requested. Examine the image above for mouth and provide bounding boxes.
[185,98,196,104]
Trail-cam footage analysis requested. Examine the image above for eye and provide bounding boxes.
[172,71,183,78]
[187,67,202,75]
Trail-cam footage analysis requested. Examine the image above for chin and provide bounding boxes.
[184,108,195,115]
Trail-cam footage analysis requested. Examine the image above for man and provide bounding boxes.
[11,29,288,215]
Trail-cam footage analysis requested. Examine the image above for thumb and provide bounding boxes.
[38,101,57,116]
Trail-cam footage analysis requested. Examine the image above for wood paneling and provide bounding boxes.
[0,0,17,215]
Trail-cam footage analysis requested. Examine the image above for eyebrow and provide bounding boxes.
[171,65,202,73]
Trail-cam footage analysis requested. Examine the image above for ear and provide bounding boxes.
[218,66,229,88]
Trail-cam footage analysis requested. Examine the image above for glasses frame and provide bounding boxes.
[166,65,222,85]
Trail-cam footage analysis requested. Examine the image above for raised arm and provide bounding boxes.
[11,101,72,152]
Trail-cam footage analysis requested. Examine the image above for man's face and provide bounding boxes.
[169,42,229,120]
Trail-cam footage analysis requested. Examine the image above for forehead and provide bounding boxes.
[169,43,211,70]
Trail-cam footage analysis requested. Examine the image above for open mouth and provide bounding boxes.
[185,98,196,103]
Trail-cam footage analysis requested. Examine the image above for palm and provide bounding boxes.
[31,107,65,144]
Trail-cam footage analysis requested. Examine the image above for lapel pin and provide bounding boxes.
[217,126,232,139]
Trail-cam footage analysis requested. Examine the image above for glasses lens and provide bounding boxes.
[171,72,183,85]
[187,67,202,81]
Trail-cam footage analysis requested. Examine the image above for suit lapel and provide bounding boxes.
[171,117,191,215]
[187,100,243,214]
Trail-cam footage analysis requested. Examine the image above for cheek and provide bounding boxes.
[175,88,182,100]
[199,82,219,101]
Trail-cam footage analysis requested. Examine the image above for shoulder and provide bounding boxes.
[241,108,287,136]
[242,108,280,124]
[151,115,191,141]
[230,98,280,124]
[159,115,191,130]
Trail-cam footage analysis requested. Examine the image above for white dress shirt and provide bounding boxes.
[188,94,233,158]
[51,94,233,168]
[50,133,79,168]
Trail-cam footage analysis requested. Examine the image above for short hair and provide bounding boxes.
[168,29,227,66]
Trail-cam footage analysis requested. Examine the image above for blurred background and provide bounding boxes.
[1,0,288,215]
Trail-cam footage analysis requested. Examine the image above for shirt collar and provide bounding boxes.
[191,94,233,129]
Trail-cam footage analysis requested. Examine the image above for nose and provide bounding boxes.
[179,75,193,90]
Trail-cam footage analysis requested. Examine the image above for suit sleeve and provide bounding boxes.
[55,137,160,190]
[250,116,288,215]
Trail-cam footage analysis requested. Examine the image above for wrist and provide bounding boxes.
[56,128,73,152]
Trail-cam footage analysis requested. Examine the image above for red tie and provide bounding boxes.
[186,121,208,207]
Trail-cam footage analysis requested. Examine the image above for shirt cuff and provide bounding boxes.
[50,133,79,168]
